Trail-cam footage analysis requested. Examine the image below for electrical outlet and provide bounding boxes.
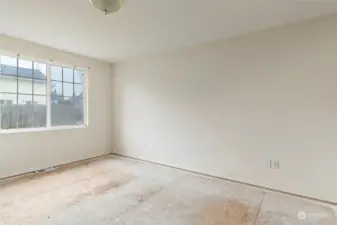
[269,159,280,169]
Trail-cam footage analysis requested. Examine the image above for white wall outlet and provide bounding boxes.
[269,159,280,169]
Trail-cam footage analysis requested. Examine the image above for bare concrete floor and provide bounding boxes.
[0,155,336,225]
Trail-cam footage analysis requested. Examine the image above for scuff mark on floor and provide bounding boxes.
[196,197,253,225]
[68,171,135,206]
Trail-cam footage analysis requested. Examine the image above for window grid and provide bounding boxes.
[50,67,83,99]
[0,58,47,102]
[0,54,86,131]
[50,65,84,127]
[32,62,34,103]
[62,67,63,98]
[16,58,18,108]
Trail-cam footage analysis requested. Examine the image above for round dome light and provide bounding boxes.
[89,0,124,15]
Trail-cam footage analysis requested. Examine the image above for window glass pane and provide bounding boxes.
[0,56,18,93]
[51,81,62,96]
[63,82,73,97]
[51,66,62,81]
[33,79,46,95]
[74,70,84,84]
[0,92,48,129]
[51,96,83,126]
[0,93,17,129]
[0,75,17,93]
[18,59,33,78]
[18,94,32,105]
[18,78,32,94]
[74,84,83,97]
[74,98,84,125]
[63,96,73,101]
[17,95,46,128]
[33,95,47,105]
[0,93,17,104]
[0,56,17,76]
[34,62,47,80]
[31,102,47,128]
[63,68,73,82]
[0,99,13,105]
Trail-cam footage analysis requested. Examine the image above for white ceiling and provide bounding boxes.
[1,0,337,63]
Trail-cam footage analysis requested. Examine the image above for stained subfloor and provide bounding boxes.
[0,155,336,225]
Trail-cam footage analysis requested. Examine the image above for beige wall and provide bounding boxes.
[112,14,337,203]
[0,35,113,179]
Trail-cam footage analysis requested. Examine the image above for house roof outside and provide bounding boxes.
[0,65,45,80]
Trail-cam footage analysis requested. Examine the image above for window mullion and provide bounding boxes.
[84,70,88,127]
[32,61,34,103]
[46,64,51,128]
[16,56,19,129]
[0,56,2,131]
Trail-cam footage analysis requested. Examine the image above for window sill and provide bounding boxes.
[0,125,87,134]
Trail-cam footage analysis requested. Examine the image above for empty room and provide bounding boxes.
[1,0,337,224]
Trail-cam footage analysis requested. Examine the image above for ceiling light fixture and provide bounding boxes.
[89,0,124,15]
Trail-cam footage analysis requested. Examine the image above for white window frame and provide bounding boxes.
[0,51,89,134]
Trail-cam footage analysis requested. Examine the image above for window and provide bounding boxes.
[0,54,87,131]
[50,66,84,126]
